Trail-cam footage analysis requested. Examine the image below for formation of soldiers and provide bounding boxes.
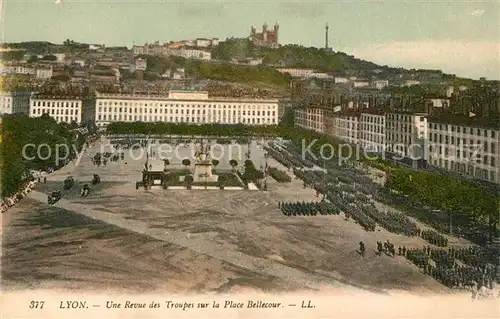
[398,244,498,291]
[405,248,430,268]
[454,246,497,268]
[279,201,339,216]
[362,206,420,236]
[430,248,455,268]
[265,144,313,169]
[421,229,448,247]
[92,151,124,166]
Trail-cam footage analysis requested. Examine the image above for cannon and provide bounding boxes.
[47,190,62,205]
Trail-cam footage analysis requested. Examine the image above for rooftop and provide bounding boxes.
[427,114,500,131]
[96,91,279,102]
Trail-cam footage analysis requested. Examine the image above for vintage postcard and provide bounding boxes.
[1,0,499,318]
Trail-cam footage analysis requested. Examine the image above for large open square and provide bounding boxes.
[1,137,472,295]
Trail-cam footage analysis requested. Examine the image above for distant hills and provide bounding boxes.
[2,40,496,90]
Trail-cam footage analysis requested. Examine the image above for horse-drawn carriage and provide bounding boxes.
[81,184,91,197]
[63,176,75,190]
[47,190,62,205]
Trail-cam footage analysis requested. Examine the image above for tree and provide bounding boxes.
[229,159,238,172]
[218,175,226,189]
[40,54,57,61]
[27,55,38,63]
[1,115,84,198]
[163,158,170,170]
[184,174,194,190]
[211,159,219,168]
[182,158,191,169]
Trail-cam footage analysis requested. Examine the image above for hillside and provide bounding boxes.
[213,38,395,75]
[3,40,495,91]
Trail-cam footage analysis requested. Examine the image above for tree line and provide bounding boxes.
[385,168,499,231]
[1,115,85,198]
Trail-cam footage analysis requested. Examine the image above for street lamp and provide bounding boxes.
[264,152,269,191]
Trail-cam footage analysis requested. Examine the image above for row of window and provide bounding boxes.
[429,123,497,138]
[387,114,425,122]
[429,134,497,153]
[97,107,276,117]
[359,134,384,144]
[97,115,276,124]
[98,101,275,110]
[429,149,496,167]
[429,160,497,182]
[360,125,384,134]
[32,108,79,116]
[360,116,385,124]
[32,101,81,108]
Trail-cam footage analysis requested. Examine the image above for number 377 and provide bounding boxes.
[29,301,45,309]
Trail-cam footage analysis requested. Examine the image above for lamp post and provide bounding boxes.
[264,151,269,191]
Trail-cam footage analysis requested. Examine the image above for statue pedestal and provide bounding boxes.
[193,162,218,182]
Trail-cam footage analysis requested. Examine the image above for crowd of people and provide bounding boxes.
[421,229,449,247]
[265,144,313,169]
[92,151,125,167]
[401,245,497,294]
[266,141,499,294]
[1,176,41,213]
[362,206,420,237]
[454,246,497,268]
[278,201,339,216]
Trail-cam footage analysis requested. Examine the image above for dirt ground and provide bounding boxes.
[1,139,462,295]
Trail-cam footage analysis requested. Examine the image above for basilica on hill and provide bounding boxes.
[249,22,279,49]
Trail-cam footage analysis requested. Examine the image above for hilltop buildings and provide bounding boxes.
[250,23,279,48]
[132,38,217,59]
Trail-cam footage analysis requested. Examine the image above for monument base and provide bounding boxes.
[192,163,218,183]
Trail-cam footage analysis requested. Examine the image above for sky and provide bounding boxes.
[1,0,499,80]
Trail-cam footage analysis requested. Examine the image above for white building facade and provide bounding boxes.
[294,107,324,132]
[353,81,370,88]
[36,67,53,79]
[332,113,359,145]
[29,96,84,123]
[385,112,428,168]
[276,68,315,78]
[427,122,499,183]
[179,48,211,60]
[372,80,389,90]
[94,91,279,127]
[359,112,385,154]
[0,91,31,115]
